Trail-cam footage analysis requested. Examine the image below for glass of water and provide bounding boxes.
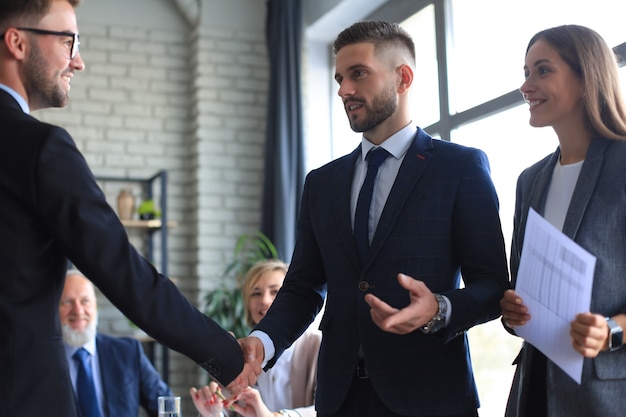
[158,395,181,417]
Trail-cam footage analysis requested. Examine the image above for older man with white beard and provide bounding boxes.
[60,270,172,417]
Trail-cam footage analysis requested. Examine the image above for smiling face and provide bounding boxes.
[246,269,285,326]
[520,39,585,132]
[59,273,98,347]
[21,0,85,110]
[334,42,400,138]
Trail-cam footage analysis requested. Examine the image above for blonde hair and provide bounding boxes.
[527,25,626,141]
[241,259,288,328]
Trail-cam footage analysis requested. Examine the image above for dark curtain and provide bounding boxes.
[261,0,304,262]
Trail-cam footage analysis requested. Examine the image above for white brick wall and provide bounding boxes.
[35,0,267,413]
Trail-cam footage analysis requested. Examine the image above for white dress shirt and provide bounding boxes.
[544,159,583,231]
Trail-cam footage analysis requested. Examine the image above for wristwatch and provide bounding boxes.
[606,317,624,351]
[421,294,447,334]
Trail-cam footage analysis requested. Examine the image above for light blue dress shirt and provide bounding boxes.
[64,339,105,417]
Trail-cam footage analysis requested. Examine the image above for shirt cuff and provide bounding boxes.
[249,330,274,368]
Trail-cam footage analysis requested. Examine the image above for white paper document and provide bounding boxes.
[514,208,596,384]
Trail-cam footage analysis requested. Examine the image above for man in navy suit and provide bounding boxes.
[240,20,510,417]
[60,270,172,417]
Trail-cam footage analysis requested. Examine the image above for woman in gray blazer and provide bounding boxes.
[501,25,626,417]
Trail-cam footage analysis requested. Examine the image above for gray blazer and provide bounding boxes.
[506,137,626,417]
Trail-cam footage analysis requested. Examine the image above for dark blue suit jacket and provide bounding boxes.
[255,128,510,416]
[93,334,171,417]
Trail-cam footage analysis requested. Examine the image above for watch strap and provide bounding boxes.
[421,294,447,334]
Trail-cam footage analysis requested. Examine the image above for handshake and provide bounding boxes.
[211,336,266,398]
[191,336,267,417]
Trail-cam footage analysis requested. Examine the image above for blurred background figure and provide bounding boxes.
[61,269,172,417]
[191,259,320,417]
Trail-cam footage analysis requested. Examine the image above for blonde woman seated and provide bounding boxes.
[191,259,320,417]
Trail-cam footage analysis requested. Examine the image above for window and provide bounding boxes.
[403,5,439,128]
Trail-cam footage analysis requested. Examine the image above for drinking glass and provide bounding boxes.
[158,395,181,417]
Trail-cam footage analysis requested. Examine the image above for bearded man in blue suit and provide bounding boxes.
[240,20,510,417]
[60,270,172,417]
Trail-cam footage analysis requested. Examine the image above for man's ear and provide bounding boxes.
[397,64,413,94]
[3,28,28,60]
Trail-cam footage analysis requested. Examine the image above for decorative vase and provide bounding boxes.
[116,189,135,220]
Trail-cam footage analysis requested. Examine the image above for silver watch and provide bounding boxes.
[421,294,447,334]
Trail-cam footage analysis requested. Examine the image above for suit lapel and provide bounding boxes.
[525,150,559,218]
[562,138,609,239]
[524,139,608,241]
[366,130,433,269]
[335,147,361,271]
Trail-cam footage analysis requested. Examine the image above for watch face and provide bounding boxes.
[607,318,624,351]
[611,329,624,350]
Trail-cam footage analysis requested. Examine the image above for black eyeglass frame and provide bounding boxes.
[0,27,80,60]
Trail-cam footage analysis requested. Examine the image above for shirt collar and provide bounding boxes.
[0,83,29,114]
[360,122,416,161]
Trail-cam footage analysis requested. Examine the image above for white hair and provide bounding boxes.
[61,268,98,347]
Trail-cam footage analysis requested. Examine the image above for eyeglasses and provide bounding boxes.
[0,27,80,60]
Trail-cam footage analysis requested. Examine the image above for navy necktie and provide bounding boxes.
[73,348,102,417]
[354,147,390,263]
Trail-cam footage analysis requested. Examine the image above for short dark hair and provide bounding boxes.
[0,0,82,29]
[333,20,415,65]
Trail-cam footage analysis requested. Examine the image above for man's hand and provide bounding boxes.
[364,273,438,334]
[224,336,264,396]
[238,335,265,368]
[570,312,609,358]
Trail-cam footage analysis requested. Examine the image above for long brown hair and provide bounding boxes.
[527,25,626,141]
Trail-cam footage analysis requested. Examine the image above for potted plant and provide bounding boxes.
[203,231,278,339]
[137,199,161,220]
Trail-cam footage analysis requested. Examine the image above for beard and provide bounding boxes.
[62,313,98,347]
[22,39,69,109]
[347,82,398,133]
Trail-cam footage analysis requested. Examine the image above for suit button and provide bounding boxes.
[358,281,370,291]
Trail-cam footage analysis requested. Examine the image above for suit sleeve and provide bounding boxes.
[439,147,511,340]
[254,173,327,366]
[35,126,244,385]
